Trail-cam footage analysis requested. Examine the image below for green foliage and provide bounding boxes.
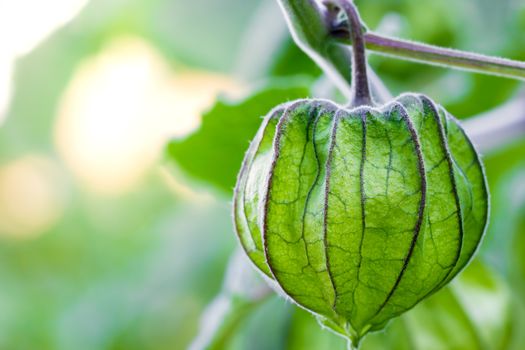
[2,0,524,349]
[166,81,311,193]
[515,209,525,285]
[199,296,262,350]
[234,95,488,345]
[268,38,322,78]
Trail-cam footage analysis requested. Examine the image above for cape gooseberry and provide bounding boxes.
[233,94,488,343]
[233,0,488,346]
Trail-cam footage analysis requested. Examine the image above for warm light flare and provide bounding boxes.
[0,58,12,125]
[0,0,88,57]
[0,155,68,239]
[55,37,243,195]
[0,0,88,122]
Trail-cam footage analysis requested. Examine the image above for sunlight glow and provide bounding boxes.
[0,155,68,239]
[55,37,242,195]
[0,58,12,125]
[0,0,88,57]
[0,0,88,123]
[159,167,214,204]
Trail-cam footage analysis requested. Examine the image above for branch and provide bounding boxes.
[337,32,525,82]
[189,250,272,350]
[333,0,373,107]
[278,0,525,150]
[277,0,354,97]
[279,0,525,87]
[463,90,525,153]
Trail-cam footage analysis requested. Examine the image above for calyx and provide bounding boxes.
[232,0,489,346]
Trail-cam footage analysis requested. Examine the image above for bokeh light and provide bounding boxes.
[0,154,68,239]
[0,0,89,122]
[55,37,243,195]
[0,57,12,125]
[0,0,88,56]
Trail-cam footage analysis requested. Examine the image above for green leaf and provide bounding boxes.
[484,161,525,274]
[192,296,262,350]
[268,38,322,78]
[286,308,347,350]
[165,81,311,193]
[514,206,525,287]
[507,167,525,287]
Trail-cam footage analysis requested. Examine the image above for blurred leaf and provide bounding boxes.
[148,0,263,71]
[268,38,322,78]
[189,252,272,350]
[286,309,347,350]
[445,76,519,118]
[205,294,293,350]
[514,210,525,285]
[484,140,525,186]
[507,166,525,287]
[166,81,311,193]
[230,297,292,350]
[482,160,525,274]
[192,296,262,350]
[283,261,514,350]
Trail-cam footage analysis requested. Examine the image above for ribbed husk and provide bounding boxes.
[233,94,489,341]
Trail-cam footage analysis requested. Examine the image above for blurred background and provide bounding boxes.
[0,0,524,349]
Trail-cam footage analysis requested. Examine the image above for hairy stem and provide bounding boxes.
[277,0,355,97]
[275,0,396,101]
[332,0,373,107]
[336,31,525,81]
[280,0,525,83]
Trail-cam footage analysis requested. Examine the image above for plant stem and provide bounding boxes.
[189,250,272,350]
[277,0,355,97]
[330,23,525,82]
[280,0,525,82]
[278,0,525,148]
[332,0,373,107]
